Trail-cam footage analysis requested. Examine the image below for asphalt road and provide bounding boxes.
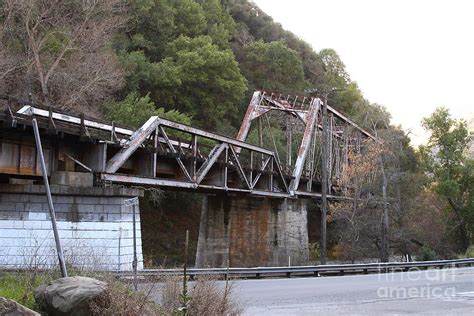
[232,267,474,315]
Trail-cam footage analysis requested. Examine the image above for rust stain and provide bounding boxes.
[229,197,270,267]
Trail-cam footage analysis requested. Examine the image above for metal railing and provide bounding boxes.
[118,258,474,279]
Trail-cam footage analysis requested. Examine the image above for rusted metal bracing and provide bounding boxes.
[289,97,320,194]
[235,90,377,196]
[236,91,263,142]
[195,143,227,184]
[106,116,160,173]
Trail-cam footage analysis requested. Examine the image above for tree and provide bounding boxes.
[121,0,207,62]
[106,92,191,128]
[196,0,236,49]
[116,1,246,132]
[0,0,125,114]
[332,140,389,262]
[240,40,307,91]
[422,107,473,251]
[151,35,247,131]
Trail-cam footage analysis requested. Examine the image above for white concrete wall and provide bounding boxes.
[0,218,143,271]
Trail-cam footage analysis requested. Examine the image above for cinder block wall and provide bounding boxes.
[195,195,309,268]
[0,184,144,271]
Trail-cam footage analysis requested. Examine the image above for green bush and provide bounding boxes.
[465,245,474,258]
[308,242,320,262]
[417,246,436,261]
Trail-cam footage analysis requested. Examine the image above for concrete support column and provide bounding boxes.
[195,195,309,268]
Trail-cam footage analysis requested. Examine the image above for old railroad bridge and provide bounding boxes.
[0,91,375,270]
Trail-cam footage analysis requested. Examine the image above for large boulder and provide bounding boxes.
[0,297,40,316]
[34,276,108,316]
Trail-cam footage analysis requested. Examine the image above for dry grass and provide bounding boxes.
[160,274,241,315]
[89,279,160,316]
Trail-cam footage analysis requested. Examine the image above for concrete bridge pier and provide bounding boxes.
[195,195,309,268]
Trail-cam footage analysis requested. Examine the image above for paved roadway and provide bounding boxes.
[232,267,474,315]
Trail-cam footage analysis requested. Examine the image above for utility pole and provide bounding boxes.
[380,155,389,262]
[305,87,345,265]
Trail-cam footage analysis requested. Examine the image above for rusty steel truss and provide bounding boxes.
[0,91,375,199]
[236,91,375,196]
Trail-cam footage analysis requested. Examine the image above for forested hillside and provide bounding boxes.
[1,0,472,266]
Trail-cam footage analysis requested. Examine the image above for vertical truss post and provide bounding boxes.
[286,116,292,169]
[328,114,334,190]
[192,135,198,179]
[152,127,158,177]
[269,157,274,191]
[320,96,329,265]
[289,98,320,194]
[224,146,228,189]
[250,150,253,184]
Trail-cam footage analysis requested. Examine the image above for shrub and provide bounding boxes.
[417,246,436,261]
[308,242,320,262]
[464,245,474,258]
[90,279,160,315]
[160,274,241,315]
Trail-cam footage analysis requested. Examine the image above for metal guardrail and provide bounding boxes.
[119,258,474,279]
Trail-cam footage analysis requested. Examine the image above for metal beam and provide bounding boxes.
[158,126,193,182]
[228,144,251,189]
[159,117,273,155]
[289,98,320,194]
[236,91,262,142]
[101,173,198,189]
[18,105,133,136]
[105,116,160,173]
[251,156,271,189]
[195,143,227,184]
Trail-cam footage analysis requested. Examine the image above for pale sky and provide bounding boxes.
[253,0,473,145]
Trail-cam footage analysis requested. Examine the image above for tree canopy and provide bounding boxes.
[421,107,473,250]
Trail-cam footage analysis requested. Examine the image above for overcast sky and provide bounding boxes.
[253,0,473,145]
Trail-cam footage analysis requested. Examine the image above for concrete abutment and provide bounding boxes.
[0,184,144,271]
[196,195,309,267]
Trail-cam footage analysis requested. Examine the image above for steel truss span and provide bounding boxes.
[2,91,376,199]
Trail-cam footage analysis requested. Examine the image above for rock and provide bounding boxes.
[34,276,108,316]
[0,297,40,316]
